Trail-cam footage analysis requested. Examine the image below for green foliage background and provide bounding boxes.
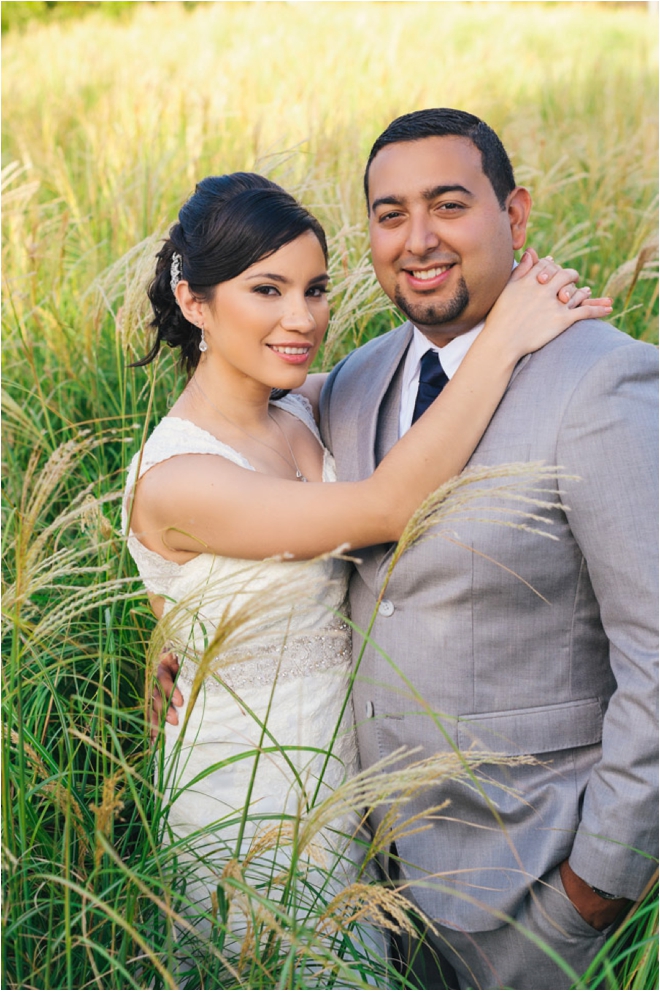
[2,2,658,988]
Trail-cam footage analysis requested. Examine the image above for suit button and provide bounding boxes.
[378,598,395,617]
[365,701,374,718]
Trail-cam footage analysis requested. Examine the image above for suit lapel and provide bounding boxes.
[376,358,408,464]
[344,325,529,482]
[354,323,413,479]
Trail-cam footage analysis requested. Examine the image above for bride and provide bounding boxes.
[123,172,610,977]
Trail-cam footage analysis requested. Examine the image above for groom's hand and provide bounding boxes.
[559,858,629,930]
[151,648,184,740]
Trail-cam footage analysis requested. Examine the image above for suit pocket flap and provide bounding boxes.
[457,698,603,756]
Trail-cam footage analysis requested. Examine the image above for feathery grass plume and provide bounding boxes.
[90,231,165,357]
[322,237,397,369]
[9,729,90,866]
[90,769,125,868]
[296,748,538,862]
[320,881,420,937]
[147,546,355,720]
[603,233,659,308]
[384,461,573,593]
[1,161,41,212]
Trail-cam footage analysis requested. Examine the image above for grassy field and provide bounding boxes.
[2,2,658,988]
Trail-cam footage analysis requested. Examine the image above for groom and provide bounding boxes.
[317,109,658,989]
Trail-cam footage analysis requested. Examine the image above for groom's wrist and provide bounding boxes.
[559,858,629,930]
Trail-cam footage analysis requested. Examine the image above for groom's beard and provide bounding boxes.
[394,275,470,328]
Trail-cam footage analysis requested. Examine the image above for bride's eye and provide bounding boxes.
[253,285,280,296]
[306,285,329,297]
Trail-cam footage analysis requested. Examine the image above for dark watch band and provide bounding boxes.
[591,885,621,901]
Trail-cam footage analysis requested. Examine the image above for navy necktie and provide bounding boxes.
[412,349,449,423]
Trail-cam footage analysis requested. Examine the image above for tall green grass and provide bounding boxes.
[2,3,658,988]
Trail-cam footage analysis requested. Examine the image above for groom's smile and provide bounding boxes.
[366,134,530,344]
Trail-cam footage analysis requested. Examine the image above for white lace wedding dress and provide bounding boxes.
[123,394,374,974]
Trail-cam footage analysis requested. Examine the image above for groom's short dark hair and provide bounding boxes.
[364,108,516,210]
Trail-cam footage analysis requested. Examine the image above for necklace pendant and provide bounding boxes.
[296,470,308,482]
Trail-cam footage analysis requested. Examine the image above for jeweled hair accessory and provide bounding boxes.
[170,252,182,296]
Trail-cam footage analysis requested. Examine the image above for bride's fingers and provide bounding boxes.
[534,256,564,284]
[561,283,581,307]
[509,249,535,281]
[565,286,591,309]
[566,300,613,322]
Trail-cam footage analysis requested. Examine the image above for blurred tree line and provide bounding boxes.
[1,1,201,34]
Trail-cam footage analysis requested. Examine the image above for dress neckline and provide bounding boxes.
[163,416,255,471]
[163,395,324,474]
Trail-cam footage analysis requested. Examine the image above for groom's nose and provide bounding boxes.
[405,210,441,257]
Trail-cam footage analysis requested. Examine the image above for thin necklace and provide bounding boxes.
[190,376,308,482]
[268,412,308,482]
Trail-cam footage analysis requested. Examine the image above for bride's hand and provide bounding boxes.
[512,247,612,310]
[484,249,613,361]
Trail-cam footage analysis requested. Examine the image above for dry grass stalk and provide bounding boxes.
[296,749,538,858]
[320,881,421,937]
[89,769,125,868]
[1,161,40,211]
[9,730,90,864]
[366,800,452,865]
[386,462,574,588]
[603,234,659,305]
[148,547,354,700]
[90,231,164,355]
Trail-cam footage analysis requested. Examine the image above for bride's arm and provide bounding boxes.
[132,259,612,561]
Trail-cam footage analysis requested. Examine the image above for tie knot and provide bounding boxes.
[419,349,446,386]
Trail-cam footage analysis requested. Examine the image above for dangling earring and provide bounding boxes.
[198,324,208,353]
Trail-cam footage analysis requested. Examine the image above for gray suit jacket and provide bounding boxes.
[320,318,658,931]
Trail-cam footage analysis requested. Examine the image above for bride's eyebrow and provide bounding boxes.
[244,272,329,285]
[245,272,290,284]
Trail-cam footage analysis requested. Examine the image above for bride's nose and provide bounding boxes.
[280,296,317,332]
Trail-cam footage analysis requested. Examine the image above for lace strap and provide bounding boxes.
[273,393,322,443]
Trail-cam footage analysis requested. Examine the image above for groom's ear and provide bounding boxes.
[175,282,205,325]
[506,187,532,251]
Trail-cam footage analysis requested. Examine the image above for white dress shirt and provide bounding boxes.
[398,321,485,436]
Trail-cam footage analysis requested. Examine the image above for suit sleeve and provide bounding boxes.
[557,342,659,899]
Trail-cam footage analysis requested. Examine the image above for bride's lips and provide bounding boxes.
[266,343,313,365]
[403,263,455,292]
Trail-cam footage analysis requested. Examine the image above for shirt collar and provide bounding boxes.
[404,320,486,389]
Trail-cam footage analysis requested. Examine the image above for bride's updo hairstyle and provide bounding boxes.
[136,172,328,377]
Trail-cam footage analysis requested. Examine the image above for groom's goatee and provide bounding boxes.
[394,276,470,328]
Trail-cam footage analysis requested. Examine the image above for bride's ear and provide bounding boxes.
[175,282,205,326]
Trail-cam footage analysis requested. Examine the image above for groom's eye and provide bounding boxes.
[377,210,404,223]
